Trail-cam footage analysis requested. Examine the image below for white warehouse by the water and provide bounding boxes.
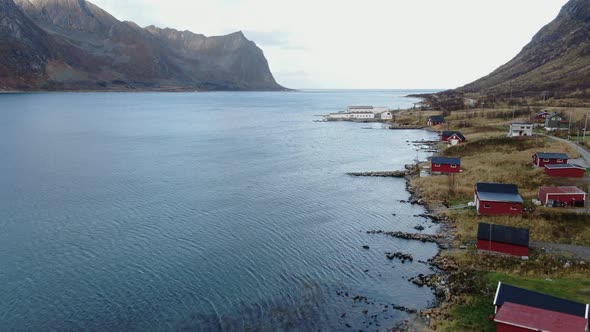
[324,106,392,121]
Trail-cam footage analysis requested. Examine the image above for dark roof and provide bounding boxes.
[442,131,466,141]
[544,163,585,170]
[494,282,588,318]
[477,223,529,247]
[431,157,461,166]
[494,302,588,332]
[534,152,570,159]
[429,116,445,122]
[475,183,524,203]
[348,105,373,109]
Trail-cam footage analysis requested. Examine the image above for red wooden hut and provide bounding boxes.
[431,157,461,173]
[427,115,445,126]
[539,186,587,207]
[474,183,524,216]
[441,131,466,144]
[532,152,569,167]
[544,163,586,178]
[493,282,589,332]
[477,223,529,258]
[534,111,550,122]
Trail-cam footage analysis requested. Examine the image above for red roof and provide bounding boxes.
[494,302,588,332]
[539,186,587,195]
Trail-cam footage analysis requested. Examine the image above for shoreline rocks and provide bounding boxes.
[385,252,414,263]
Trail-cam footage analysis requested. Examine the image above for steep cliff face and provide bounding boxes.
[457,0,590,98]
[0,0,284,91]
[0,0,51,88]
[145,27,280,90]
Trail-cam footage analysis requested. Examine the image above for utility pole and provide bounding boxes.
[584,113,588,141]
[568,110,573,138]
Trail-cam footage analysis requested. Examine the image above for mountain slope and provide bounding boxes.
[0,0,284,91]
[0,0,52,88]
[456,0,590,98]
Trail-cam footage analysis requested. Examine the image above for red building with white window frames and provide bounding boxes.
[493,282,589,332]
[431,157,461,174]
[441,131,466,144]
[477,223,529,258]
[544,163,586,178]
[427,115,445,126]
[474,183,524,216]
[539,186,587,207]
[532,152,569,167]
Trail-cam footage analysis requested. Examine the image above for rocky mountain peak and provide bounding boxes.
[1,0,284,91]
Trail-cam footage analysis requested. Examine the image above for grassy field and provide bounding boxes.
[396,106,590,331]
[406,107,590,246]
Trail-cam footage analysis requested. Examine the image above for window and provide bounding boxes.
[451,165,457,168]
[510,207,519,211]
[557,159,563,162]
[434,164,441,167]
[543,159,549,162]
[484,204,491,209]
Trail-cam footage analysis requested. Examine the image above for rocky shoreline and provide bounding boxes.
[388,151,460,331]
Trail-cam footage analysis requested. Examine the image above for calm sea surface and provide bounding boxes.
[0,90,440,331]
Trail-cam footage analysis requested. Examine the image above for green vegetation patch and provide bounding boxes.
[441,295,496,332]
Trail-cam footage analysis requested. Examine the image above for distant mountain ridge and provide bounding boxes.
[0,0,284,91]
[452,0,590,99]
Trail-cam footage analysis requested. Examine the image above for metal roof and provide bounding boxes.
[431,157,461,166]
[475,183,524,203]
[545,163,586,170]
[429,116,445,122]
[347,106,373,109]
[534,152,570,159]
[494,302,588,332]
[540,186,587,195]
[441,131,466,141]
[477,223,529,247]
[494,282,588,318]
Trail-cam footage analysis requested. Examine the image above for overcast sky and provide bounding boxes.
[92,0,568,89]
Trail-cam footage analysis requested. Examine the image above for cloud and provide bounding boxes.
[91,0,569,89]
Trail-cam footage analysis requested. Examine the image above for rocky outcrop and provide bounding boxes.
[0,0,285,91]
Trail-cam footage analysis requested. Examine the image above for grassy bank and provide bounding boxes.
[396,107,590,331]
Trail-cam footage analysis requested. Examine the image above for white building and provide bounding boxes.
[508,123,533,137]
[325,106,391,121]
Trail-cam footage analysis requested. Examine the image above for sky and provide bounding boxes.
[91,0,569,90]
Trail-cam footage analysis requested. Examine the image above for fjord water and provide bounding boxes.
[0,90,439,331]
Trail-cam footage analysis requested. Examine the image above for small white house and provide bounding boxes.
[378,111,393,120]
[508,123,533,137]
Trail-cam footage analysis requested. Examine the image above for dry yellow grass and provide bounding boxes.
[406,108,588,246]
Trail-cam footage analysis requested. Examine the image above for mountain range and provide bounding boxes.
[453,0,590,99]
[0,0,284,91]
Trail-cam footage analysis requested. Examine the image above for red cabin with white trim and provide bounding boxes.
[431,157,461,174]
[474,183,524,216]
[493,282,589,332]
[532,152,569,167]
